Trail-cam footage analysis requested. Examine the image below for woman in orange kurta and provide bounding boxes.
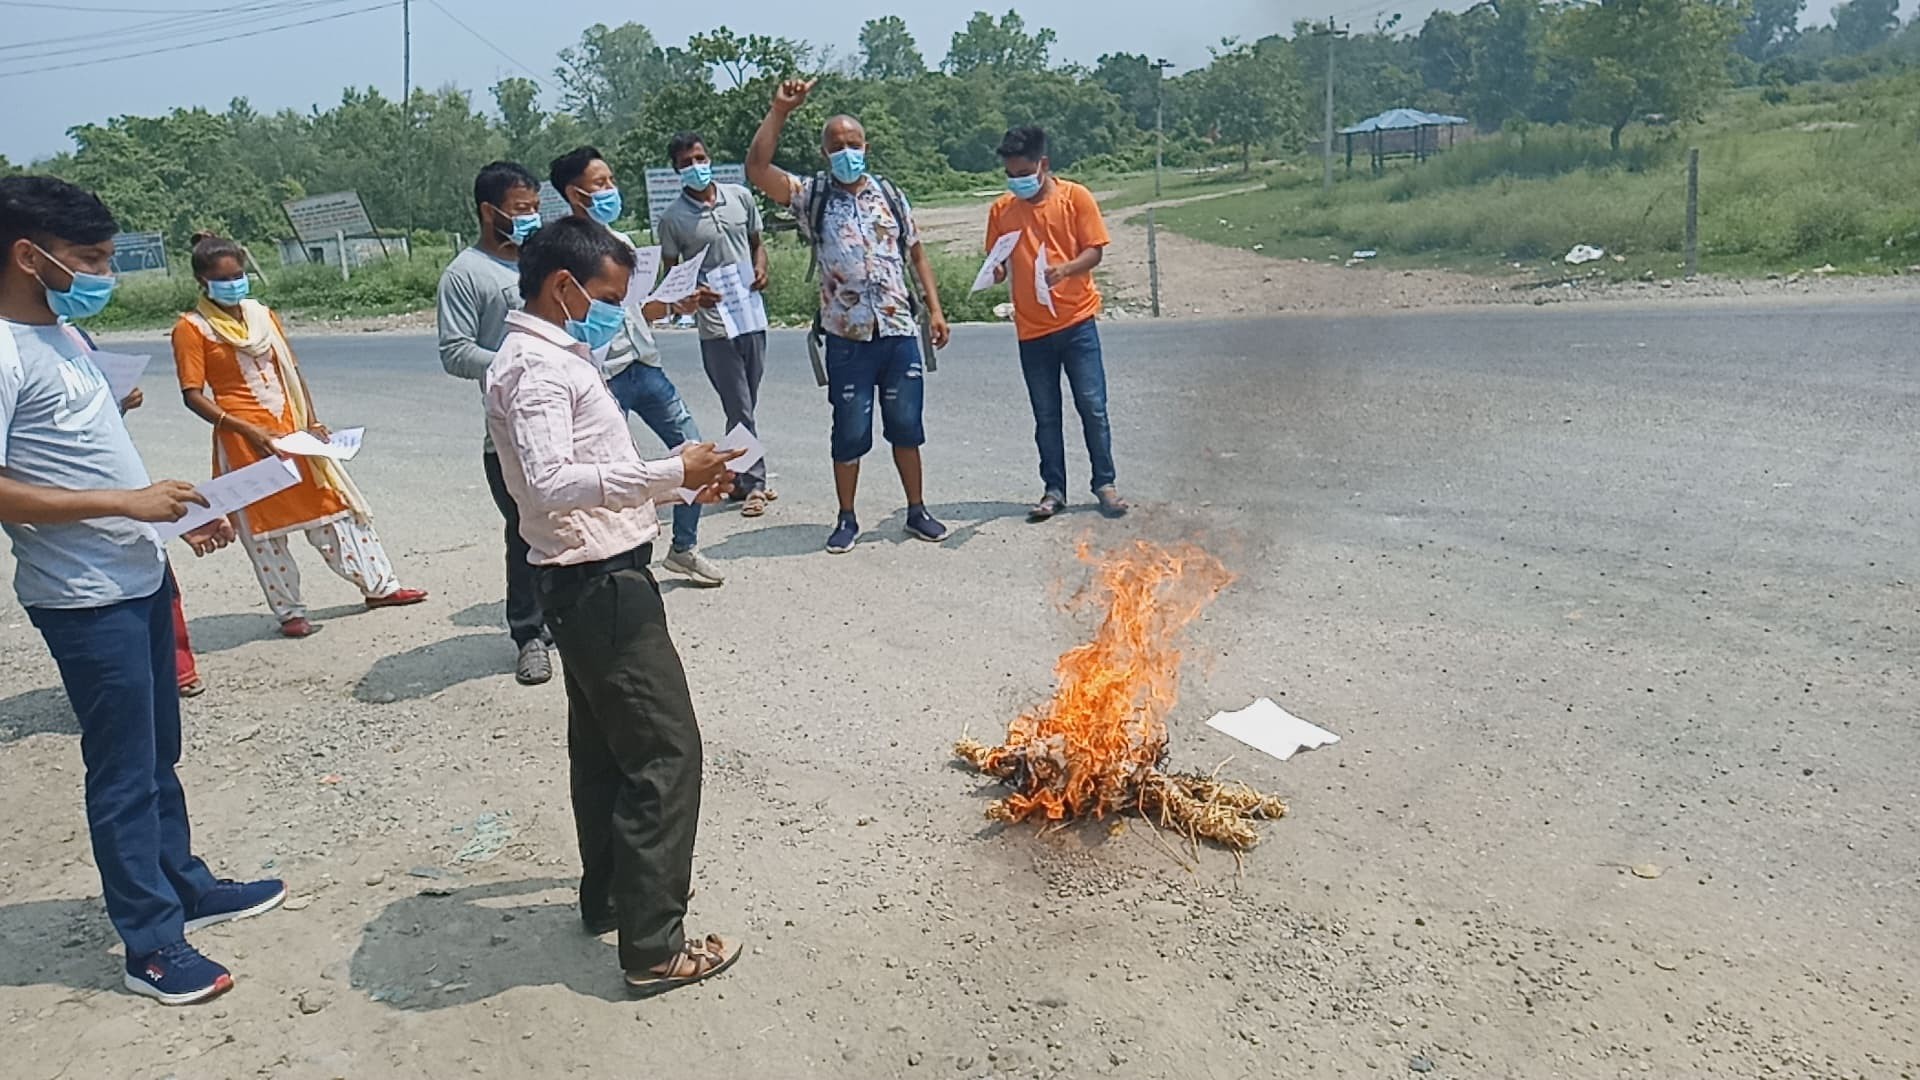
[172,233,426,637]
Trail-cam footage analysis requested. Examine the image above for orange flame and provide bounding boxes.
[974,540,1234,823]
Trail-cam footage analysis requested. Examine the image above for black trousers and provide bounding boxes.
[483,450,548,647]
[536,555,701,970]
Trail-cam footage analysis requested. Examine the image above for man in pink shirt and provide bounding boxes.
[483,216,743,996]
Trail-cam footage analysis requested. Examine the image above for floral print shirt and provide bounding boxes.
[787,173,921,341]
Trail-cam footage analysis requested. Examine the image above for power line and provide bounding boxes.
[0,0,358,58]
[0,0,226,10]
[0,1,398,79]
[425,0,547,89]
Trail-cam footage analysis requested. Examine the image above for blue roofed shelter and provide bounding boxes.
[1340,109,1471,176]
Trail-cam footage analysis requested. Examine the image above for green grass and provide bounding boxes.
[1155,72,1920,279]
[83,234,1001,332]
[1091,161,1292,210]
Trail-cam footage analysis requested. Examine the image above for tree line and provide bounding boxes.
[3,2,1915,250]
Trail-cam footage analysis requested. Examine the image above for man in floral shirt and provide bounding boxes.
[747,78,952,554]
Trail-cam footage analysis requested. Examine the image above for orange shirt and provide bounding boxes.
[171,310,349,537]
[986,179,1111,341]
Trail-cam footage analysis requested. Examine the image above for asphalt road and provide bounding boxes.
[2,299,1916,1078]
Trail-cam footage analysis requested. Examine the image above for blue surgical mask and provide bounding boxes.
[207,276,250,305]
[829,147,867,185]
[679,162,713,192]
[1007,172,1043,199]
[34,244,117,320]
[562,277,627,351]
[585,187,623,225]
[496,206,542,246]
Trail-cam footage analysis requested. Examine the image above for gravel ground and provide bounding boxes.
[2,302,1916,1080]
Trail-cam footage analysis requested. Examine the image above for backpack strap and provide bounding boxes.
[801,172,830,283]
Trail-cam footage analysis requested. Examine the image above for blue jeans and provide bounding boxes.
[608,362,701,551]
[825,333,925,463]
[27,576,218,957]
[1017,318,1116,497]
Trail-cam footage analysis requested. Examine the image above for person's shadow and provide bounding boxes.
[352,632,517,703]
[350,877,629,1008]
[0,687,78,743]
[0,895,121,995]
[700,500,1030,560]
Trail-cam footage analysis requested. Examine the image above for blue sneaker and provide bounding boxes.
[904,505,950,543]
[125,942,233,1005]
[184,878,287,933]
[826,514,860,555]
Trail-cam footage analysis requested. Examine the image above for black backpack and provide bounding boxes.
[796,172,936,386]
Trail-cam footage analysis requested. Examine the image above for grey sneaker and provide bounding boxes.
[662,547,725,587]
[515,640,553,686]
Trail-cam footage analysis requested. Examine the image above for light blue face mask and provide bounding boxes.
[585,187,623,225]
[1007,172,1043,199]
[562,277,626,351]
[34,244,117,320]
[207,276,250,305]
[829,147,867,185]
[679,162,713,192]
[496,205,542,246]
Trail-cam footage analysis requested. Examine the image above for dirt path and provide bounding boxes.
[914,186,1920,320]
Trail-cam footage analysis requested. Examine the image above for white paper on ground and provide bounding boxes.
[669,424,764,503]
[152,456,301,540]
[646,245,708,304]
[1205,697,1340,762]
[971,230,1022,293]
[622,245,663,309]
[88,350,151,405]
[1034,242,1056,314]
[273,426,364,461]
[707,261,768,339]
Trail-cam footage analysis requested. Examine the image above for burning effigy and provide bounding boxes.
[955,540,1287,852]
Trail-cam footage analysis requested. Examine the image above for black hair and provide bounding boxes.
[189,231,245,278]
[0,174,118,253]
[996,126,1048,162]
[473,161,539,211]
[666,132,707,169]
[548,146,605,194]
[517,216,636,303]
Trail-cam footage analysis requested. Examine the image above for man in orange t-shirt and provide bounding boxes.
[985,126,1128,522]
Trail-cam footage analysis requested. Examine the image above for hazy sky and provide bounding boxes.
[0,0,1875,162]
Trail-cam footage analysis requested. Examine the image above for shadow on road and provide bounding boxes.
[351,877,630,1008]
[703,500,1029,561]
[0,895,121,995]
[0,687,76,743]
[448,601,504,630]
[353,632,515,703]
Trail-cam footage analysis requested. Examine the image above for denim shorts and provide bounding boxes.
[824,333,925,463]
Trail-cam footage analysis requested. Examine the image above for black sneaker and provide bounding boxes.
[904,505,950,543]
[124,942,233,1006]
[826,513,860,554]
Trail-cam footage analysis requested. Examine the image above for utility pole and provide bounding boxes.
[401,0,414,254]
[1151,58,1174,199]
[1321,17,1341,195]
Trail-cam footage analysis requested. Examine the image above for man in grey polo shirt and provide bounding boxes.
[656,131,776,517]
[437,161,556,685]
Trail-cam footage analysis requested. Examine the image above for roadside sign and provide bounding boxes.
[109,231,167,274]
[537,181,570,224]
[643,164,746,229]
[282,191,375,244]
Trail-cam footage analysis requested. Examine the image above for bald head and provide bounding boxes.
[821,114,866,154]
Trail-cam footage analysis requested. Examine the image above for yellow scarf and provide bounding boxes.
[194,297,371,523]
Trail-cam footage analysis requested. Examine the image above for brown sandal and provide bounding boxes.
[624,933,742,997]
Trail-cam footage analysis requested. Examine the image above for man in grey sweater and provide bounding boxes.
[436,161,554,685]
